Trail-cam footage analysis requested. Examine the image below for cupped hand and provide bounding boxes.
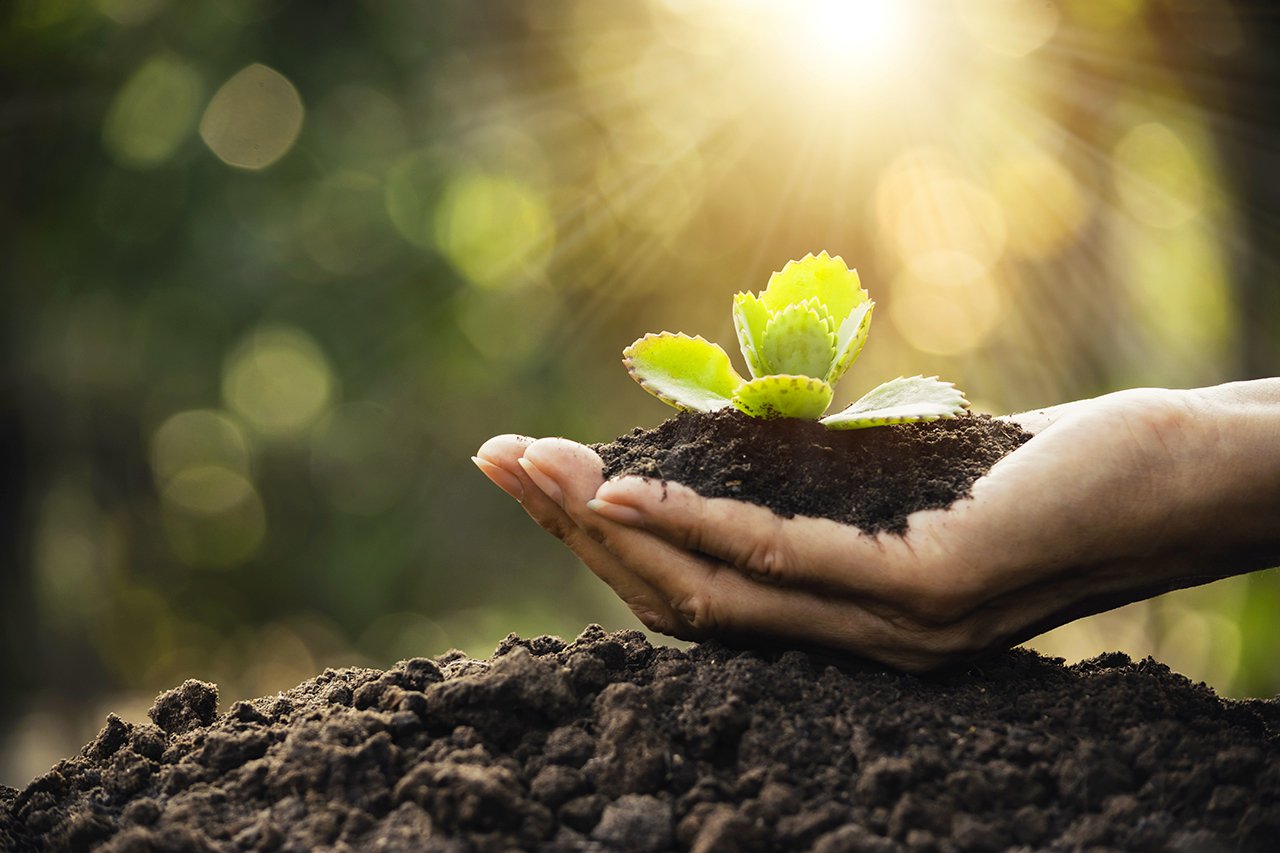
[474,384,1279,671]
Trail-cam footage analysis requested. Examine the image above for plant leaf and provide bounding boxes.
[760,251,869,327]
[762,299,836,379]
[825,300,875,385]
[623,332,745,413]
[820,375,969,430]
[732,375,833,420]
[732,291,770,379]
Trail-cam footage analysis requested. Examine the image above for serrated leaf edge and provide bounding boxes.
[731,374,834,420]
[819,374,970,430]
[761,299,838,379]
[732,292,770,379]
[622,331,743,413]
[825,300,875,386]
[760,251,868,326]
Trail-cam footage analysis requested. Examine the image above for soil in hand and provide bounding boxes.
[595,410,1030,534]
[4,627,1277,851]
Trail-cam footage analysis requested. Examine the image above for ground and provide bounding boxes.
[4,626,1278,851]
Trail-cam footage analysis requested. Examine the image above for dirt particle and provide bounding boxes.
[812,823,896,853]
[591,793,672,852]
[857,755,916,806]
[530,765,588,808]
[686,803,764,853]
[542,725,595,769]
[583,682,668,797]
[559,792,607,834]
[147,679,218,734]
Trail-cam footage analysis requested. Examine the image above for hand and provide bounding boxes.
[474,382,1280,670]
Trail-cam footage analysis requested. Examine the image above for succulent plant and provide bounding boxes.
[623,252,969,429]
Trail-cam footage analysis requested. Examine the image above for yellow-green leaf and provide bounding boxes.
[760,251,869,327]
[623,332,745,413]
[732,375,833,420]
[825,300,874,385]
[820,376,969,430]
[732,291,770,379]
[762,298,836,379]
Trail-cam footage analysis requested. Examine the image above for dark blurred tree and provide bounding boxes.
[1151,3,1280,377]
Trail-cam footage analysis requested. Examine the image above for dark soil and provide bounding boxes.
[595,411,1031,534]
[4,627,1278,852]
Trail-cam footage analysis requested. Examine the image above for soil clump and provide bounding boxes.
[3,627,1277,851]
[595,410,1030,534]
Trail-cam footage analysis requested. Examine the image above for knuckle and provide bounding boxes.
[615,590,674,636]
[685,496,713,554]
[673,593,718,633]
[628,605,674,636]
[667,621,706,643]
[671,571,726,634]
[580,518,610,546]
[533,511,576,542]
[740,516,791,582]
[537,513,603,563]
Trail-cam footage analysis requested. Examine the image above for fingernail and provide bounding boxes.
[518,457,563,507]
[471,456,524,502]
[587,498,645,528]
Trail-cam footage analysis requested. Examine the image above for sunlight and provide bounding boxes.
[696,0,926,98]
[792,0,913,72]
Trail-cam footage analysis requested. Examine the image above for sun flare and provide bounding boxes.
[792,0,914,72]
[705,0,929,101]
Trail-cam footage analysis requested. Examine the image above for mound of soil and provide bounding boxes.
[595,411,1030,534]
[4,627,1277,852]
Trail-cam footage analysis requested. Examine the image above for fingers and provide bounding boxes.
[476,434,577,543]
[517,438,693,633]
[474,434,533,501]
[577,516,975,669]
[518,442,971,668]
[644,559,970,671]
[479,436,983,669]
[476,436,685,634]
[589,476,916,600]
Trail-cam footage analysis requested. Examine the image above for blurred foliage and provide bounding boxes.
[2,0,1279,785]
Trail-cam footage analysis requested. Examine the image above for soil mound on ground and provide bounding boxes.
[595,411,1030,534]
[4,627,1277,851]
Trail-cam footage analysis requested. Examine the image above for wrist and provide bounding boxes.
[1180,379,1280,570]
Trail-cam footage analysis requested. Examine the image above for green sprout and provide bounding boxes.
[623,252,970,429]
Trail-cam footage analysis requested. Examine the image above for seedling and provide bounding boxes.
[623,252,969,429]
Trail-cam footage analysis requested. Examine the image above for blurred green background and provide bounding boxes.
[3,0,1279,786]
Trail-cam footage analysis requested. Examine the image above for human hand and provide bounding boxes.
[474,382,1280,670]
